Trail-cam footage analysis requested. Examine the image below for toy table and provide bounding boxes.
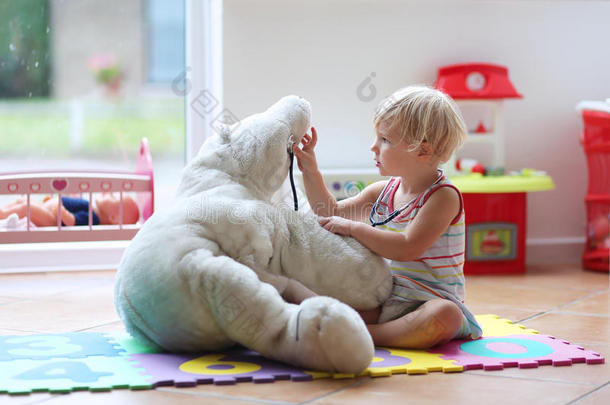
[451,172,555,274]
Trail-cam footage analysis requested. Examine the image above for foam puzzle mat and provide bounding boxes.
[0,315,604,395]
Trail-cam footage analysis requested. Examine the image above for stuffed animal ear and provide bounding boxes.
[218,124,232,144]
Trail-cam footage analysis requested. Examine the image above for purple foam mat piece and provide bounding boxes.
[372,348,414,368]
[129,347,314,386]
[434,334,605,371]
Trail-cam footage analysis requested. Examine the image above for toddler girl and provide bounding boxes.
[292,86,482,349]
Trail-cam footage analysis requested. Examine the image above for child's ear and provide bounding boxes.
[417,142,433,158]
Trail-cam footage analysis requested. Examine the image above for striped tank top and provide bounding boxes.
[373,173,482,339]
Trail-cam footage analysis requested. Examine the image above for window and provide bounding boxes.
[147,0,185,84]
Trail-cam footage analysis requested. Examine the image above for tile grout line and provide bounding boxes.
[517,289,609,323]
[549,290,608,312]
[549,310,610,319]
[156,386,297,405]
[299,378,370,405]
[568,341,610,349]
[73,320,123,333]
[564,380,610,405]
[464,369,597,387]
[517,311,548,323]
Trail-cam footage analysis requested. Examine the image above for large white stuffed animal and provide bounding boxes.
[114,96,392,374]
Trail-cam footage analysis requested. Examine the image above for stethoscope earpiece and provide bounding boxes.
[287,133,295,154]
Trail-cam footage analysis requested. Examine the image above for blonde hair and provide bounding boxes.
[373,85,467,162]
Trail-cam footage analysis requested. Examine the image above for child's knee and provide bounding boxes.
[429,300,462,343]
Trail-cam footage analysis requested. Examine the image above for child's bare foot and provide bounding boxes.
[367,299,462,349]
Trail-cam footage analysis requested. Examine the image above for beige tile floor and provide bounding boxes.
[0,264,608,404]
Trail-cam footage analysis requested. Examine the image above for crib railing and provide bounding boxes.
[0,139,154,244]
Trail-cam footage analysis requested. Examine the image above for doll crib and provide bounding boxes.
[0,138,154,244]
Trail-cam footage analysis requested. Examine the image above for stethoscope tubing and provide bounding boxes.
[369,170,444,227]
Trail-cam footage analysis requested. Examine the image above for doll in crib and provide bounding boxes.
[0,194,139,227]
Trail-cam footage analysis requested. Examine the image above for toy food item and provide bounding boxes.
[456,158,486,175]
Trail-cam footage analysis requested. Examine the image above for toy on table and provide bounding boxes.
[455,158,486,175]
[475,121,488,133]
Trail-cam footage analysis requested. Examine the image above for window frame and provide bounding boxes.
[185,0,224,162]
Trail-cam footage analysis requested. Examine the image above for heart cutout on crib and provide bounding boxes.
[52,179,68,191]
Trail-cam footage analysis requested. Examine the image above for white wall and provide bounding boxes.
[223,0,610,264]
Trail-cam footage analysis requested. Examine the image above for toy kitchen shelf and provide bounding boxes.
[443,98,506,176]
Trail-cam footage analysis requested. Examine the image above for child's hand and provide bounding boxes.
[318,216,353,236]
[292,127,319,174]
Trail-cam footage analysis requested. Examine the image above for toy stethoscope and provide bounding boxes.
[369,169,444,227]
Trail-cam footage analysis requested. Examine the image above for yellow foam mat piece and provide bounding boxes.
[306,314,538,379]
[477,314,539,337]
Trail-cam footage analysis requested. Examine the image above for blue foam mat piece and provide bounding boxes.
[0,333,124,361]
